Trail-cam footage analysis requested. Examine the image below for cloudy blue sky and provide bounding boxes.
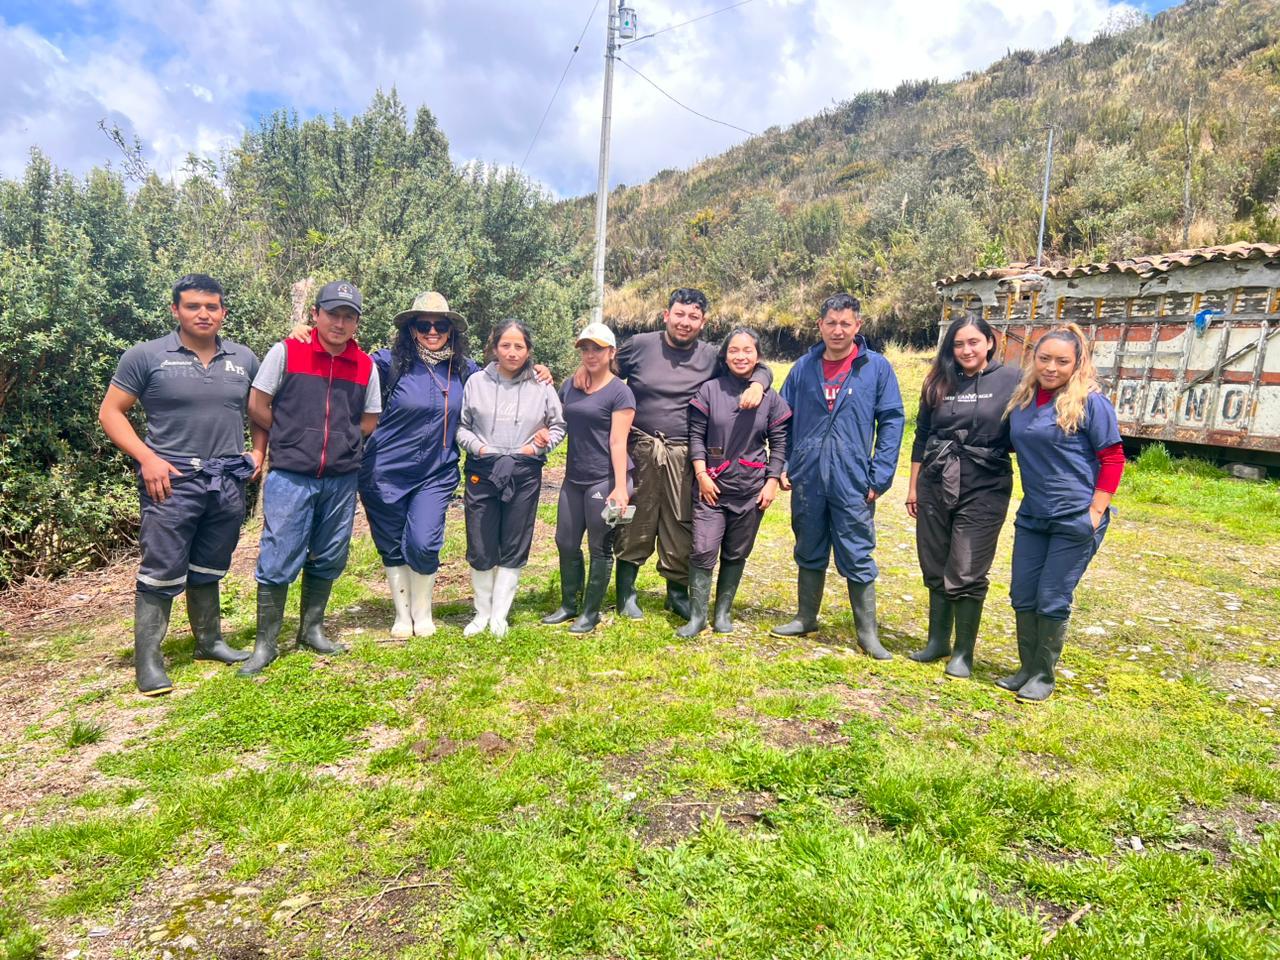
[0,0,1179,198]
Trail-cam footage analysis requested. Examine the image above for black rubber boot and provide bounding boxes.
[664,579,691,620]
[910,589,953,663]
[712,560,746,633]
[615,560,643,620]
[542,549,584,624]
[945,596,983,679]
[134,592,174,696]
[675,567,712,638]
[187,582,250,664]
[297,574,344,654]
[239,584,288,677]
[570,556,613,633]
[771,567,826,637]
[848,580,892,660]
[996,610,1039,691]
[1017,616,1068,703]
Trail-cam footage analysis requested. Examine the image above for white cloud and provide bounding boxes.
[0,0,1141,194]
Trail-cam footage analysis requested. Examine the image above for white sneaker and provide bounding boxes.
[489,566,522,638]
[465,567,496,636]
[385,566,414,638]
[408,570,437,637]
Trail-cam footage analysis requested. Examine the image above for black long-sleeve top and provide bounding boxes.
[912,361,1021,499]
[689,373,791,501]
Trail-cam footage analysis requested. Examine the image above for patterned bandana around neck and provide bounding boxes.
[416,342,454,367]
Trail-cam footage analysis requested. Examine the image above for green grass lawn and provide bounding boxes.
[2,350,1278,959]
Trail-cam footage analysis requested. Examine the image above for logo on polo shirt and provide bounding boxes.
[224,358,247,377]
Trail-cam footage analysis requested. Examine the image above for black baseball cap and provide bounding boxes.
[316,280,363,315]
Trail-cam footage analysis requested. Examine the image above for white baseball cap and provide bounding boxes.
[575,322,617,348]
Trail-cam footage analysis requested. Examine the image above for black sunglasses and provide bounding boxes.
[412,319,452,334]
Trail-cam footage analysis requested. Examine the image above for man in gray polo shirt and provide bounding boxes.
[99,274,267,696]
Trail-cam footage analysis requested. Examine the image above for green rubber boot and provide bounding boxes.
[570,556,613,634]
[134,592,174,696]
[296,574,344,655]
[848,579,892,660]
[771,567,825,637]
[1017,616,1068,703]
[944,597,984,679]
[543,549,584,624]
[239,583,288,677]
[996,610,1039,691]
[910,589,953,663]
[711,560,746,633]
[615,560,643,620]
[187,582,249,664]
[675,567,713,638]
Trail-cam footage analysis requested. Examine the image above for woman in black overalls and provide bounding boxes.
[680,328,790,637]
[905,314,1020,678]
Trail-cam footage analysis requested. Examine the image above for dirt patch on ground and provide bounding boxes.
[1176,797,1280,863]
[47,846,446,960]
[0,641,178,823]
[633,790,777,846]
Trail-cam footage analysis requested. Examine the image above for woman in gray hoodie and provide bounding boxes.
[457,320,565,636]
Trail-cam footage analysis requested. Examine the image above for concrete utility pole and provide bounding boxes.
[1036,125,1055,268]
[590,0,620,325]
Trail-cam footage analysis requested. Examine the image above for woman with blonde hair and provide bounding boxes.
[1000,323,1124,702]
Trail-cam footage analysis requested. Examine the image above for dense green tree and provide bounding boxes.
[0,93,588,584]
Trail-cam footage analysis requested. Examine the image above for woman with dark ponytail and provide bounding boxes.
[680,328,790,637]
[456,319,565,637]
[905,313,1020,678]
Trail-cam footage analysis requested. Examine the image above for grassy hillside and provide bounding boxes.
[563,0,1280,343]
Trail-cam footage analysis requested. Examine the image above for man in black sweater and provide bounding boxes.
[612,288,771,619]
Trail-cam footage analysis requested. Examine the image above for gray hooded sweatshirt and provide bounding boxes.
[456,361,566,459]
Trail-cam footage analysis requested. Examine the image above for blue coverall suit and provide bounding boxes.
[360,351,480,575]
[1008,391,1120,620]
[781,339,905,582]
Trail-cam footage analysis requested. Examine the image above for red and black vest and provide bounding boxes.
[269,332,373,477]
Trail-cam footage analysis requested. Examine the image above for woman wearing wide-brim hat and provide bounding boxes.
[359,292,481,637]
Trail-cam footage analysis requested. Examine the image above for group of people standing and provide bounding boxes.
[100,274,1122,705]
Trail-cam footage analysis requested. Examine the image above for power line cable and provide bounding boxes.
[615,56,758,137]
[621,0,758,45]
[519,0,603,171]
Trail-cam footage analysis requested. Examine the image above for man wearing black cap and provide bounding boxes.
[239,281,382,675]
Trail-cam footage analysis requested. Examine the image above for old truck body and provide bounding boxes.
[936,243,1280,464]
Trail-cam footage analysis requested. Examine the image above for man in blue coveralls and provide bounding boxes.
[99,274,266,695]
[771,293,904,659]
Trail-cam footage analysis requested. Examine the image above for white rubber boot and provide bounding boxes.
[489,566,522,638]
[464,567,496,637]
[408,570,437,637]
[385,566,414,638]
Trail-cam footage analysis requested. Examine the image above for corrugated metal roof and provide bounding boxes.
[936,242,1280,288]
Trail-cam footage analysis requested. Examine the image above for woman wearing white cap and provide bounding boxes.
[542,322,635,632]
